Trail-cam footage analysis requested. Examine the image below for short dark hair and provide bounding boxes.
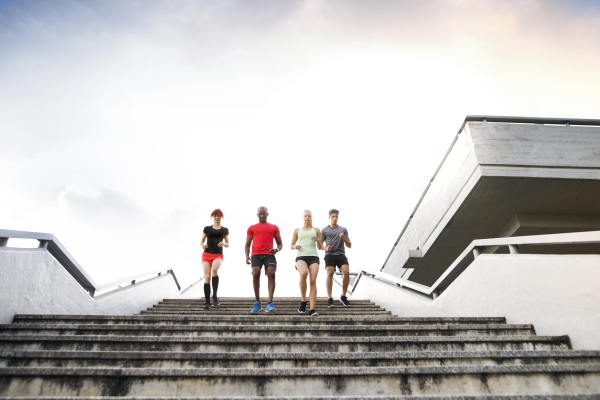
[329,208,339,216]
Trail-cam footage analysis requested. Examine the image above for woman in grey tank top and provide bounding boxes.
[290,210,323,316]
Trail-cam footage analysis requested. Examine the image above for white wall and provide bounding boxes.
[352,253,600,350]
[0,248,204,324]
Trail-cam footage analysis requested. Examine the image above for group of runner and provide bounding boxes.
[199,207,353,316]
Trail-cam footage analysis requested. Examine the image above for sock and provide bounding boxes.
[204,283,211,304]
[212,276,219,298]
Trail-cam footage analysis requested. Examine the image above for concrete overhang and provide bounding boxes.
[382,116,600,287]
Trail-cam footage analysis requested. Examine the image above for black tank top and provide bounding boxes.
[203,226,229,255]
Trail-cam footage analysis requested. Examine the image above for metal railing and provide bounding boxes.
[347,230,600,299]
[0,229,181,298]
[380,115,600,272]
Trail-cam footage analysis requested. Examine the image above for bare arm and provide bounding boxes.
[219,234,229,248]
[200,233,208,250]
[245,237,252,264]
[340,232,352,248]
[270,236,283,255]
[312,228,323,250]
[290,229,300,250]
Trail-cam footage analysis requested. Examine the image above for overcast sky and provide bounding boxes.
[2,0,600,297]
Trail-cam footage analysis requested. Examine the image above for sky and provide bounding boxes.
[2,0,600,297]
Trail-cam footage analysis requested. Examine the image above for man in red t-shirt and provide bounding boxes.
[245,206,282,313]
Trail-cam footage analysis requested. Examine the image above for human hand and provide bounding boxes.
[218,241,224,247]
[202,243,208,250]
[246,256,251,265]
[339,233,346,239]
[295,244,301,250]
[325,245,332,252]
[311,236,319,243]
[269,248,278,255]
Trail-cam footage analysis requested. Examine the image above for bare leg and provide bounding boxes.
[252,266,261,302]
[202,262,212,284]
[326,266,335,298]
[296,260,309,302]
[308,263,319,310]
[340,264,350,296]
[265,265,276,303]
[211,258,222,277]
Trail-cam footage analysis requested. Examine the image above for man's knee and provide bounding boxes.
[326,268,335,277]
[266,267,276,279]
[252,267,261,277]
[341,265,350,275]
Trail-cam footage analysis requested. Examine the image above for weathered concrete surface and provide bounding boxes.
[384,121,600,286]
[0,249,201,324]
[3,349,599,369]
[354,254,600,350]
[1,297,598,397]
[1,365,599,396]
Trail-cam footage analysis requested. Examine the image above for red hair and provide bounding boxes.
[210,209,224,219]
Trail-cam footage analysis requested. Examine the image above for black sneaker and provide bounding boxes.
[340,296,351,307]
[202,303,210,309]
[328,298,334,308]
[298,301,307,313]
[213,297,220,307]
[308,309,319,317]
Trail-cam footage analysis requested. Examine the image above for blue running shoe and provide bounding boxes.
[251,302,262,314]
[265,302,275,312]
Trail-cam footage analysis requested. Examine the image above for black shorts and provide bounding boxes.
[251,254,277,269]
[324,254,349,271]
[295,256,320,269]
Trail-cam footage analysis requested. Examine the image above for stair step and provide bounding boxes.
[12,315,508,326]
[1,396,598,400]
[2,350,599,369]
[139,309,392,316]
[0,334,571,352]
[0,324,536,337]
[1,365,599,396]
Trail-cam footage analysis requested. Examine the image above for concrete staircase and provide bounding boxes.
[0,297,599,398]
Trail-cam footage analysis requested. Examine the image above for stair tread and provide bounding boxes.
[2,363,599,376]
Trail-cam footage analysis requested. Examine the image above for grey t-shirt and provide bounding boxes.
[322,225,349,255]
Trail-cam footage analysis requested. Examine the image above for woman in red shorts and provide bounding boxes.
[200,209,229,309]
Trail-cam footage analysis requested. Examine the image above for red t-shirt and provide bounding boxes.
[247,222,281,256]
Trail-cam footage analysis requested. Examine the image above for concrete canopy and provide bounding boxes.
[382,116,600,287]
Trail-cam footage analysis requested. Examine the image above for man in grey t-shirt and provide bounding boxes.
[321,208,352,307]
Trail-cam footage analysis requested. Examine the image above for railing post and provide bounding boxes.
[508,245,519,254]
[38,240,49,249]
[0,237,8,247]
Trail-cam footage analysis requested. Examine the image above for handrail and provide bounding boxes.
[0,229,181,297]
[380,115,600,272]
[97,268,180,292]
[352,230,600,298]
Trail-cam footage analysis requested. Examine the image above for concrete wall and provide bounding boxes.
[352,253,600,350]
[0,248,203,324]
[384,122,600,279]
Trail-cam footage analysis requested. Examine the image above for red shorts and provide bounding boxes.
[202,252,223,265]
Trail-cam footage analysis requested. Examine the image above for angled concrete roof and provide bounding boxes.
[382,116,600,286]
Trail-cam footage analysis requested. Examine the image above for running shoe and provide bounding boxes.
[213,297,220,307]
[265,302,276,312]
[308,309,319,317]
[202,303,210,309]
[340,296,351,307]
[328,298,334,308]
[251,301,262,314]
[298,301,307,313]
